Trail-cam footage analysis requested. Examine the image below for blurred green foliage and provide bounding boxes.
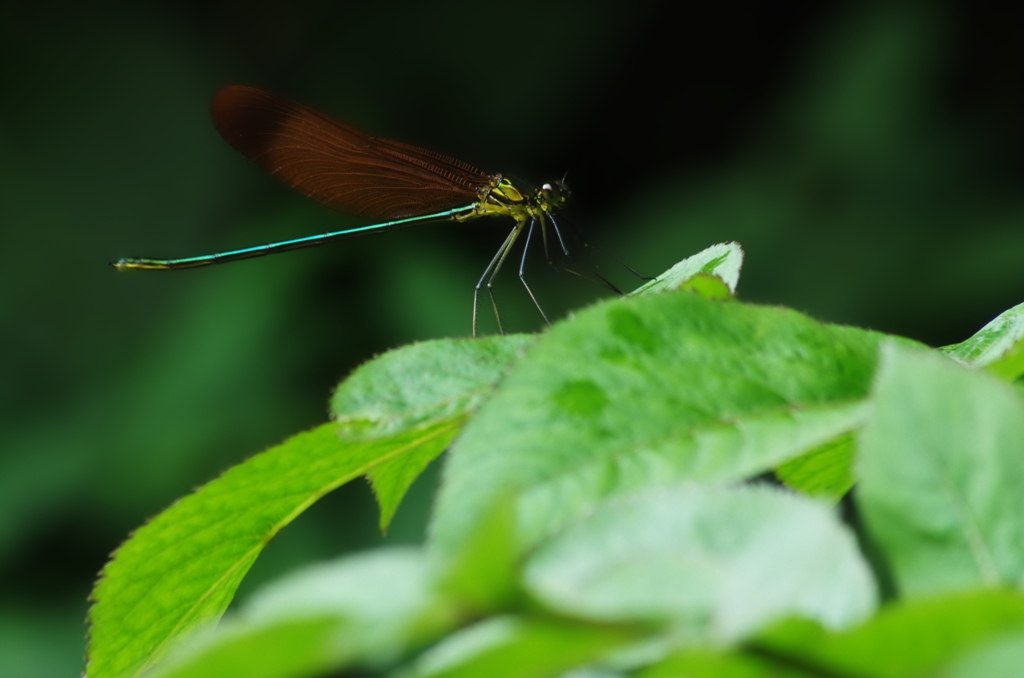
[0,2,1020,676]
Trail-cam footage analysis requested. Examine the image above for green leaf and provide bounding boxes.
[775,433,856,501]
[939,632,1024,678]
[406,616,636,678]
[434,497,521,614]
[639,649,809,678]
[330,336,534,433]
[145,548,454,678]
[331,336,534,531]
[141,618,348,678]
[88,421,461,678]
[367,440,452,533]
[561,670,628,678]
[431,291,881,552]
[753,589,1024,678]
[676,272,734,300]
[89,337,530,677]
[241,546,446,651]
[941,302,1024,380]
[857,343,1024,597]
[631,242,744,297]
[524,484,876,641]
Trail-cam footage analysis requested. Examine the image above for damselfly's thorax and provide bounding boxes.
[463,175,569,225]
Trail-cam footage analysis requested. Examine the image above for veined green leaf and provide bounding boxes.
[88,422,458,678]
[857,343,1024,597]
[630,242,744,297]
[941,302,1024,380]
[775,433,856,501]
[89,337,530,678]
[432,292,881,552]
[144,548,454,678]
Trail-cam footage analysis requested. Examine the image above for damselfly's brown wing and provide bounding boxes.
[211,86,494,221]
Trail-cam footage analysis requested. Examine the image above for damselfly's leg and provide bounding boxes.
[540,212,551,262]
[547,212,570,258]
[518,219,550,326]
[559,215,651,282]
[473,223,522,336]
[545,214,624,295]
[537,211,571,265]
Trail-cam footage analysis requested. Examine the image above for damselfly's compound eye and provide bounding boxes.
[541,182,569,209]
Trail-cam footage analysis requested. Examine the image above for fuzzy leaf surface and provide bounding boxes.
[331,337,534,530]
[432,292,881,552]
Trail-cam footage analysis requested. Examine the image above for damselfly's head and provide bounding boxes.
[539,180,570,212]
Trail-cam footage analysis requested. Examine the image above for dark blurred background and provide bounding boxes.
[0,1,1020,675]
